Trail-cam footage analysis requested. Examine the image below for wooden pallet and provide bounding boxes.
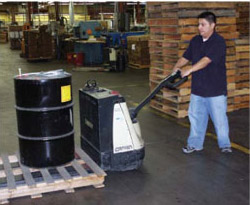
[150,100,188,118]
[0,147,106,204]
[26,57,53,62]
[129,63,150,69]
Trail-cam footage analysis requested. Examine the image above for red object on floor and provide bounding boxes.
[67,53,74,64]
[74,53,84,66]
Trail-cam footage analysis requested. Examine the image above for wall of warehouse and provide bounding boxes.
[0,4,90,26]
[0,3,115,26]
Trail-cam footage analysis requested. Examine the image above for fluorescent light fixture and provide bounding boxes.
[83,3,94,5]
[99,13,114,15]
[48,1,54,5]
[127,2,146,5]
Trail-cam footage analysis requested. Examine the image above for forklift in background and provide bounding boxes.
[102,32,127,72]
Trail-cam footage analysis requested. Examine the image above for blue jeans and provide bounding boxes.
[187,94,231,149]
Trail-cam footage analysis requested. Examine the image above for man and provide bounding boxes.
[173,12,232,153]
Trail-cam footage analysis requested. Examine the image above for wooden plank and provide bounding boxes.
[1,154,16,190]
[150,100,188,118]
[227,83,236,90]
[155,95,190,110]
[40,169,54,184]
[148,18,178,26]
[162,27,179,34]
[76,148,106,177]
[164,33,181,40]
[236,52,250,60]
[161,3,178,10]
[129,63,150,69]
[148,13,162,19]
[71,159,89,177]
[234,88,250,96]
[234,102,249,110]
[56,166,72,181]
[16,153,36,187]
[179,26,198,34]
[216,25,237,33]
[0,155,18,165]
[178,9,236,18]
[178,2,235,8]
[236,82,250,89]
[226,55,236,62]
[162,48,178,55]
[234,95,249,103]
[225,40,236,47]
[176,25,237,34]
[180,32,239,41]
[235,39,249,45]
[237,60,249,68]
[162,12,178,18]
[226,69,236,76]
[150,34,164,40]
[179,17,236,26]
[236,45,249,52]
[235,73,250,82]
[237,67,249,74]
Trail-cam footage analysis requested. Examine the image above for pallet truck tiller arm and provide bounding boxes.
[130,70,188,121]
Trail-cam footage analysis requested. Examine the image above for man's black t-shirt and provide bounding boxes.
[183,32,227,97]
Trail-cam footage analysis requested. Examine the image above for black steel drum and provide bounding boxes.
[14,69,75,168]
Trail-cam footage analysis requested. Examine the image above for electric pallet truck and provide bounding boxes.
[79,71,188,171]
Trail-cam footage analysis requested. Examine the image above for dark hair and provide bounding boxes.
[198,12,216,24]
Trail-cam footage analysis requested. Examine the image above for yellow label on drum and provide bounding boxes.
[61,85,71,103]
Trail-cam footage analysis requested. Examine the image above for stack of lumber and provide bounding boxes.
[127,35,150,69]
[233,3,249,110]
[236,2,249,37]
[23,30,40,59]
[0,30,8,43]
[234,38,249,110]
[147,2,249,118]
[23,26,55,60]
[0,26,8,43]
[9,26,23,50]
[147,2,189,118]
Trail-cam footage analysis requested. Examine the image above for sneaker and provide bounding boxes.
[182,146,203,154]
[221,147,232,153]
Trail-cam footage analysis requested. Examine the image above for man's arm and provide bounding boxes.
[173,57,189,72]
[181,57,212,77]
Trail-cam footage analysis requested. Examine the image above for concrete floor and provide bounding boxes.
[0,43,249,205]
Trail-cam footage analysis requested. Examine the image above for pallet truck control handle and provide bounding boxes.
[130,70,188,121]
[83,79,98,91]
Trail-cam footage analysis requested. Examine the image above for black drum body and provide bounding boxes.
[14,70,75,168]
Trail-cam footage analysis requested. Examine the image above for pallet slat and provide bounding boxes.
[40,169,54,184]
[56,166,72,181]
[76,148,106,177]
[15,153,36,187]
[71,160,89,177]
[1,155,16,190]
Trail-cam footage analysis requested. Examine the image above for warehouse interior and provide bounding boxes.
[0,2,249,205]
